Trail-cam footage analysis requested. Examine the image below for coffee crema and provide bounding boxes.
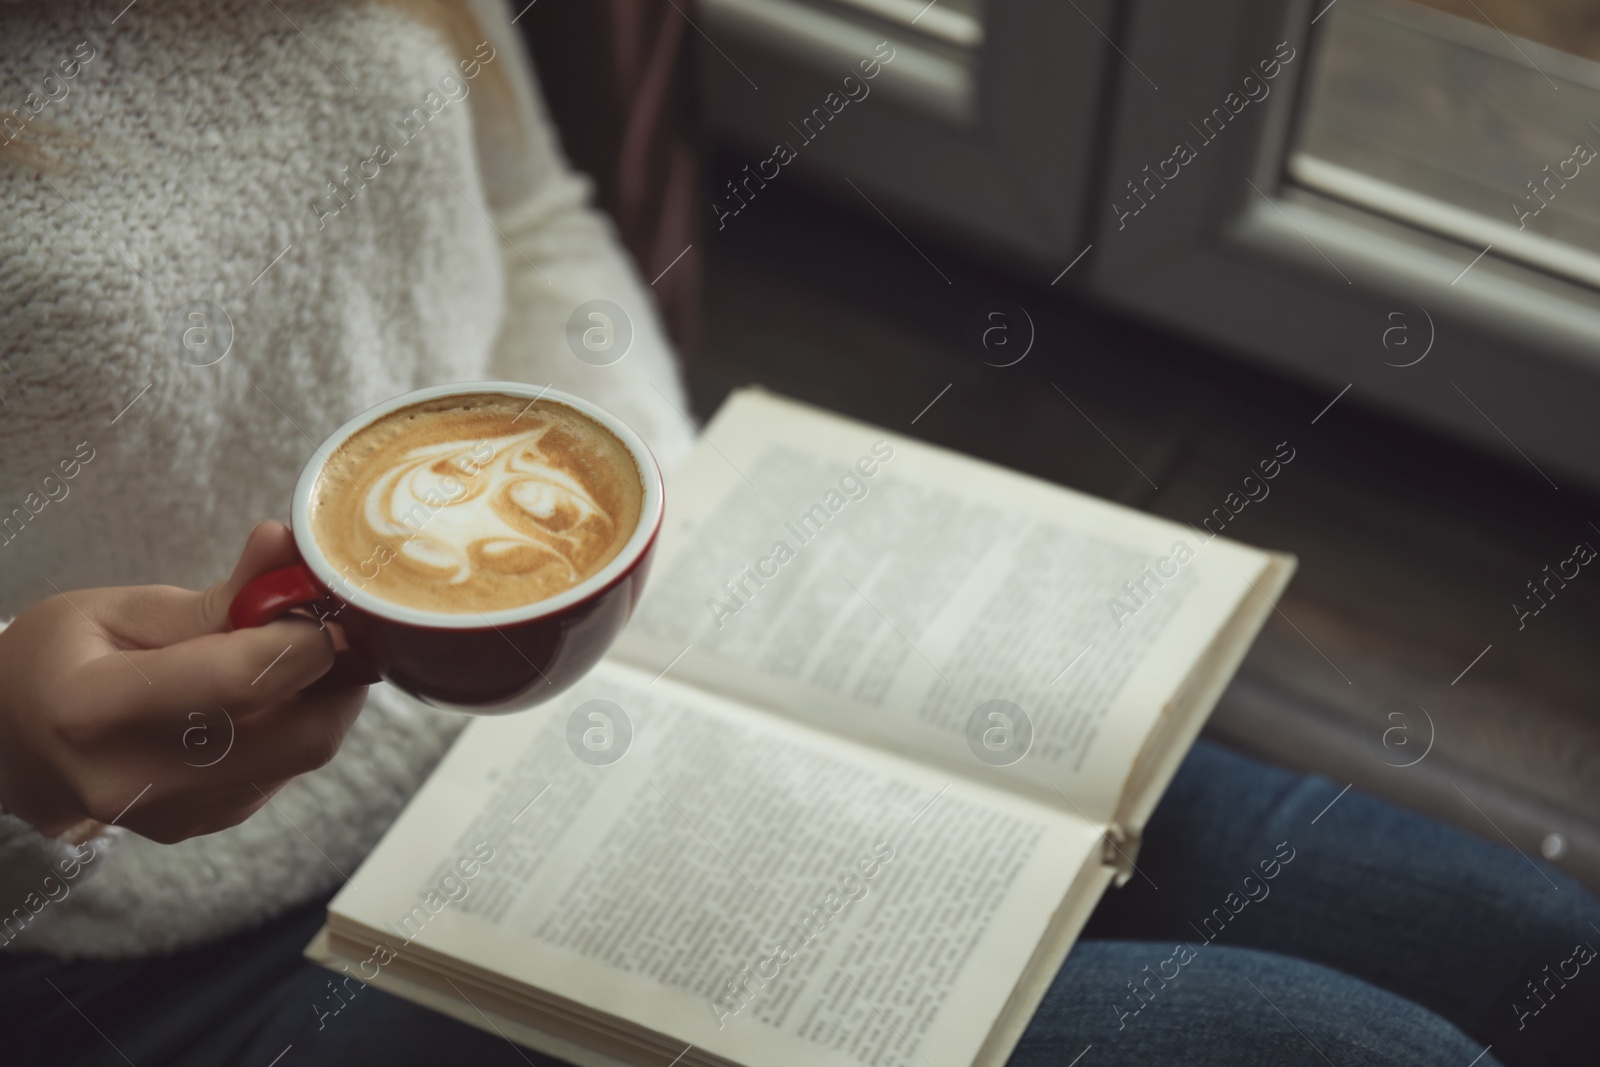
[309,393,643,614]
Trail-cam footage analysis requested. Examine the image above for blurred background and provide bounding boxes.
[517,0,1600,891]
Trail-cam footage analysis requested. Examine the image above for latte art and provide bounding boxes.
[310,394,643,614]
[368,429,617,584]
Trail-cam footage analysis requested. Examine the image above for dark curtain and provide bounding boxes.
[516,0,703,359]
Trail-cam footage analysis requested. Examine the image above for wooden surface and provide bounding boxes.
[687,155,1600,889]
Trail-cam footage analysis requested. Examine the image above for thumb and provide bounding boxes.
[196,520,301,635]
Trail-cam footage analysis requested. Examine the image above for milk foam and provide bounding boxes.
[366,427,616,585]
[310,394,643,614]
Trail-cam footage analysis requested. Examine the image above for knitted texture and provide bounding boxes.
[0,0,694,958]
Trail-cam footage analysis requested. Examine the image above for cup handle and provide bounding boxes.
[229,562,383,689]
[229,562,329,630]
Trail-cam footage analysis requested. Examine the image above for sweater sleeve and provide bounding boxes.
[468,0,697,474]
[0,815,111,948]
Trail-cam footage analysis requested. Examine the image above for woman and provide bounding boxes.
[0,0,693,946]
[0,2,1594,1066]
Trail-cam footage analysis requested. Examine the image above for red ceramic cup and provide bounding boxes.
[228,382,664,713]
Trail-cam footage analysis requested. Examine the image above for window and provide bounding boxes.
[1293,0,1600,289]
[698,0,1106,266]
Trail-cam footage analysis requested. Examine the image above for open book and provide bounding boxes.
[307,388,1294,1067]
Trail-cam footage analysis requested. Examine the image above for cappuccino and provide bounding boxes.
[309,393,643,614]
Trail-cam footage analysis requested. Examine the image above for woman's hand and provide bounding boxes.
[0,521,367,843]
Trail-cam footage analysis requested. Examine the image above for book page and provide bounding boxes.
[329,660,1100,1067]
[614,390,1274,822]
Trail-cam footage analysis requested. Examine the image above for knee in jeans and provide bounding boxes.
[1024,943,1495,1067]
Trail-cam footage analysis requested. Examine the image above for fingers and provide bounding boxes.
[78,616,337,728]
[124,687,366,841]
[201,520,300,634]
[90,521,299,648]
[222,684,368,787]
[71,584,217,652]
[306,643,384,692]
[65,685,367,843]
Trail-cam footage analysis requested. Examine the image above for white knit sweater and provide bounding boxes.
[0,0,695,958]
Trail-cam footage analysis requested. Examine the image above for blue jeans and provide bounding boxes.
[5,742,1595,1066]
[1027,742,1598,1065]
